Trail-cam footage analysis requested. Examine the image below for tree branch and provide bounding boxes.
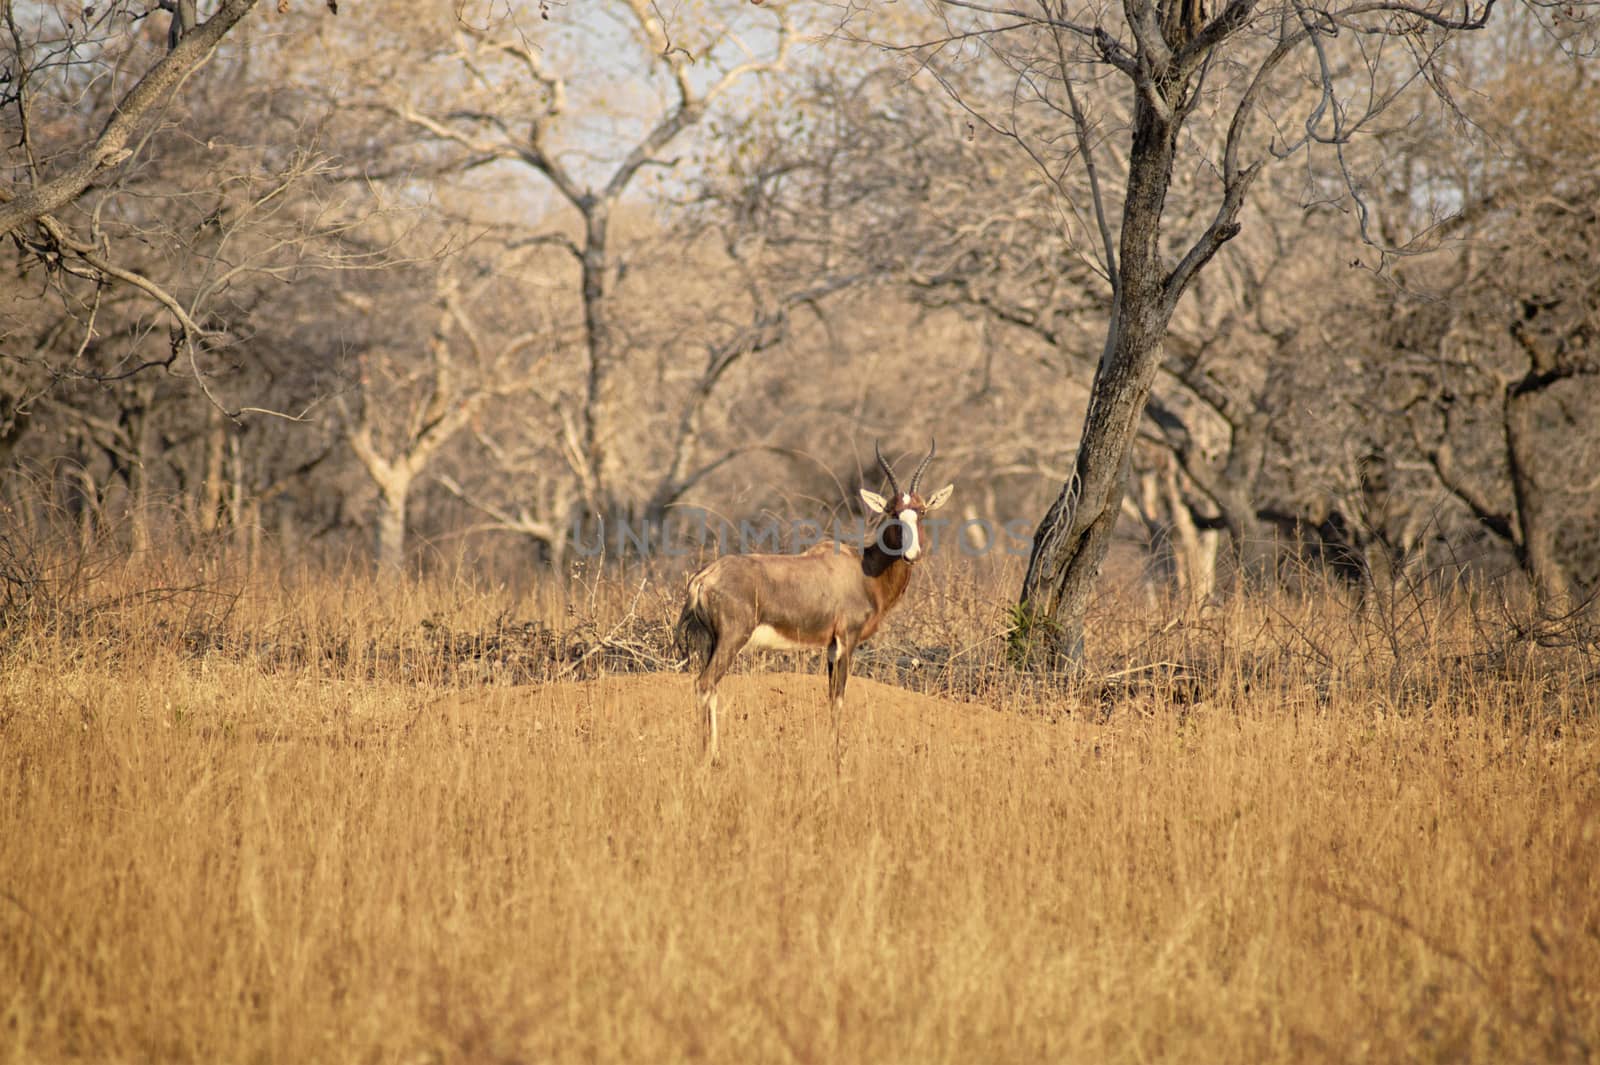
[0,0,261,238]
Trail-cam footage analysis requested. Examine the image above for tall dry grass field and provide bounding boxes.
[2,551,1598,1062]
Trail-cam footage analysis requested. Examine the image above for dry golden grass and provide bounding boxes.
[2,551,1598,1062]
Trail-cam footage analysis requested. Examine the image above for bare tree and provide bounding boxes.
[1379,40,1600,612]
[1,0,378,555]
[347,0,799,526]
[2,0,257,522]
[855,0,1592,667]
[0,0,309,421]
[769,37,1362,599]
[335,268,535,570]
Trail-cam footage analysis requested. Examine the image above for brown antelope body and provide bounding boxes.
[676,441,953,761]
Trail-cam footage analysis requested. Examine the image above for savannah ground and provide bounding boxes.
[2,548,1598,1063]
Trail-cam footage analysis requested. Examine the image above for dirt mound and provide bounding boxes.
[504,669,1044,751]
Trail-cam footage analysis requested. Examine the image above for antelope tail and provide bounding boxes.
[675,577,715,668]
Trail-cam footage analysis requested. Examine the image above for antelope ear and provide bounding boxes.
[859,488,889,515]
[925,483,954,511]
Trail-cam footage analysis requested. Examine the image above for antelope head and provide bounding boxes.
[859,438,955,563]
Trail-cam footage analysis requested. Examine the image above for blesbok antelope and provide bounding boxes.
[676,440,954,761]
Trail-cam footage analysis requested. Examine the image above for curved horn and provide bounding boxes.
[874,439,904,499]
[908,437,936,495]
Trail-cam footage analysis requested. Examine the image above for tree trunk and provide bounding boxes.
[228,429,246,544]
[1134,468,1179,597]
[198,405,227,535]
[376,475,410,573]
[1162,460,1217,602]
[0,391,29,470]
[580,205,624,509]
[242,497,263,570]
[1504,383,1572,613]
[1213,420,1274,584]
[124,399,151,554]
[1143,392,1267,592]
[1015,95,1182,670]
[71,464,98,554]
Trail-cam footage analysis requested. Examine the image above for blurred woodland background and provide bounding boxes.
[4,0,1599,614]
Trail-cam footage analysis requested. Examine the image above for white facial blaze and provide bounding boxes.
[899,507,921,561]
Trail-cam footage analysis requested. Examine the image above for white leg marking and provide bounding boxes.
[707,690,721,762]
